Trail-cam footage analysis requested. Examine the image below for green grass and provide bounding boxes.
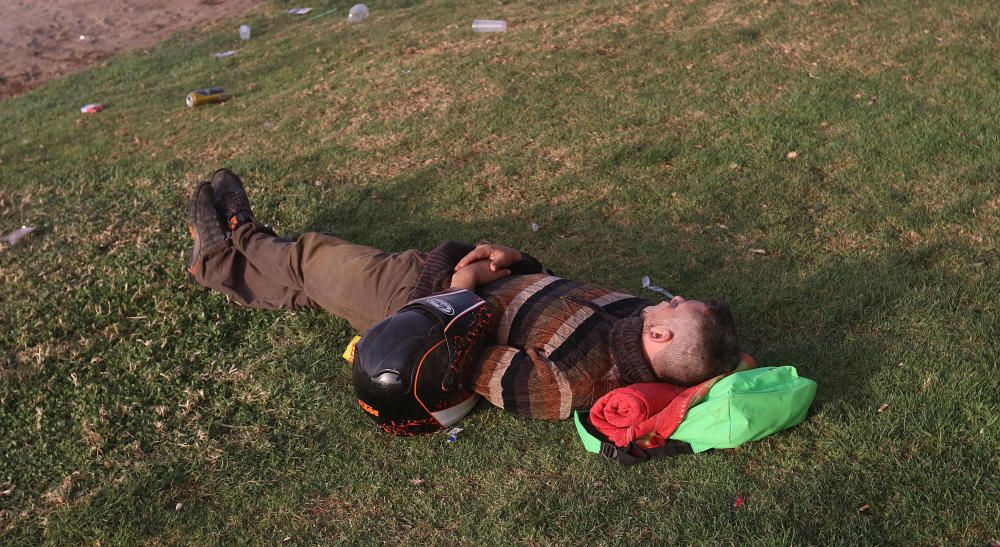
[1,0,998,543]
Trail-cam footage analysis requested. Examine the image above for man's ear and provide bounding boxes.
[646,324,674,343]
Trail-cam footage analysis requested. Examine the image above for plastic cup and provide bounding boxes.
[239,24,251,40]
[472,19,507,33]
[348,4,369,23]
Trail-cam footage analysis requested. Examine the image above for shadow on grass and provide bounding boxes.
[199,157,937,418]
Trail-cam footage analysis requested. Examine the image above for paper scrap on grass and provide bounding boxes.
[213,50,237,58]
[287,8,312,14]
[2,226,34,245]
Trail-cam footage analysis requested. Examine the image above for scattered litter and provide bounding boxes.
[287,8,313,15]
[531,222,539,232]
[857,503,871,515]
[307,7,338,20]
[79,35,88,41]
[175,502,184,512]
[348,4,369,23]
[80,103,105,114]
[239,24,251,40]
[446,427,463,442]
[410,477,425,485]
[731,492,745,508]
[876,402,889,413]
[213,50,237,59]
[186,87,228,107]
[640,275,674,299]
[472,19,507,33]
[786,150,799,160]
[2,226,35,245]
[750,248,767,255]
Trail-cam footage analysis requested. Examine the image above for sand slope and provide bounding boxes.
[0,0,266,99]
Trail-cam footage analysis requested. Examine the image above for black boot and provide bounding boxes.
[210,168,256,234]
[187,181,227,281]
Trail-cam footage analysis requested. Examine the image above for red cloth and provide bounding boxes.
[589,382,685,447]
[590,353,758,449]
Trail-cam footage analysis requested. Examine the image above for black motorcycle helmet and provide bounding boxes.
[352,289,493,435]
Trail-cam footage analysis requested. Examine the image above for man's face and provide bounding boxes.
[640,295,710,371]
[642,296,708,341]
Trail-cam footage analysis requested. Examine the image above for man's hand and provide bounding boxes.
[455,243,523,273]
[448,259,511,290]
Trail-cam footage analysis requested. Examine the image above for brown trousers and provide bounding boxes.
[193,222,427,333]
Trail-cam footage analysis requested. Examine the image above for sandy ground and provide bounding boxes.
[0,0,267,100]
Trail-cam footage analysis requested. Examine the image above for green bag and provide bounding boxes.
[670,366,817,452]
[575,366,817,465]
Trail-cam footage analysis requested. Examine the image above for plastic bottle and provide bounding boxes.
[472,19,507,33]
[348,4,368,23]
[239,24,251,40]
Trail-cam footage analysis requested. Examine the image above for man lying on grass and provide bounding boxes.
[186,169,742,419]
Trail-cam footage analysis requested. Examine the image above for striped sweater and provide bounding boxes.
[471,273,657,420]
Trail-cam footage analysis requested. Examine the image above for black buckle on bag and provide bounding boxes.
[599,441,648,466]
[576,410,694,466]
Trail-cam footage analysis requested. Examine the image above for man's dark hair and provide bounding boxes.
[700,298,742,374]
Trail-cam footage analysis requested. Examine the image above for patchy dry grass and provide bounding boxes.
[1,0,999,543]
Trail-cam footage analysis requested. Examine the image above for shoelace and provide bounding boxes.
[221,191,251,214]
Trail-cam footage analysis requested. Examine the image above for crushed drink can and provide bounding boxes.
[446,427,463,443]
[186,87,228,107]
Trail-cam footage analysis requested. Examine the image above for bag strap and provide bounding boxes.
[599,439,693,466]
[575,411,694,466]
